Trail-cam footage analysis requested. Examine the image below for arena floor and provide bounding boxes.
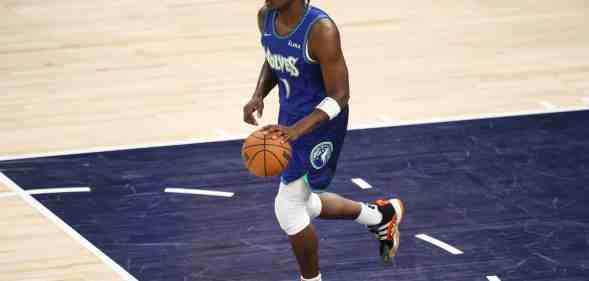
[1,1,588,280]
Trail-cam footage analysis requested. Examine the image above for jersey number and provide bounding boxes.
[280,78,291,99]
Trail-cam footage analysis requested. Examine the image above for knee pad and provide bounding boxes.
[274,177,316,236]
[306,192,322,219]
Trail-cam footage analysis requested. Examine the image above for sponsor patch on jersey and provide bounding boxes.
[288,40,301,49]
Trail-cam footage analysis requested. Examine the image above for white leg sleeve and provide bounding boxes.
[275,176,320,236]
[306,192,322,220]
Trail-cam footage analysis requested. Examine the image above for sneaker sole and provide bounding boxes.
[387,198,405,258]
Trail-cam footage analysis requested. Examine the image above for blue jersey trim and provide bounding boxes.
[302,15,329,64]
[260,8,270,46]
[271,6,312,39]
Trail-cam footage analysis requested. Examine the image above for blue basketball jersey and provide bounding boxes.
[261,5,331,121]
[261,5,348,190]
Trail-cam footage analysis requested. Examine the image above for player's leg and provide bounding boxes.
[275,174,404,281]
[306,152,404,260]
[275,178,379,279]
[308,189,384,229]
[310,190,398,231]
[274,179,380,279]
[289,225,320,280]
[314,192,361,219]
[309,188,405,261]
[303,124,383,226]
[307,170,405,261]
[303,108,405,261]
[305,163,406,262]
[274,176,322,280]
[311,190,398,229]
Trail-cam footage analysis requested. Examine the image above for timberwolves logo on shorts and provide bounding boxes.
[310,142,334,170]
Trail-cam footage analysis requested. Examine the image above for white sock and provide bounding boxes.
[354,203,382,226]
[301,273,322,281]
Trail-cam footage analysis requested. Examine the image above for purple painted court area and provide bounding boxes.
[1,110,589,281]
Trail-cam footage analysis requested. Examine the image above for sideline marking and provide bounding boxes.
[378,115,397,125]
[214,129,237,139]
[0,173,138,281]
[0,192,17,198]
[539,101,558,110]
[1,106,588,162]
[353,107,587,130]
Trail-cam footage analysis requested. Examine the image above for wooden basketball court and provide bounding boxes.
[1,1,588,280]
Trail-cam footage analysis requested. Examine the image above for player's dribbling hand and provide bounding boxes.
[261,124,300,144]
[243,96,264,125]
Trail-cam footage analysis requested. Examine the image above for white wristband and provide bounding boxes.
[316,97,341,120]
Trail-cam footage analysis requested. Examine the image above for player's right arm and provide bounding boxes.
[243,5,278,126]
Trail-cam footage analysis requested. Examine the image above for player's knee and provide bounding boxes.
[274,194,310,235]
[274,177,313,235]
[306,192,322,219]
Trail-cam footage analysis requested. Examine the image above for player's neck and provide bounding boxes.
[277,0,307,28]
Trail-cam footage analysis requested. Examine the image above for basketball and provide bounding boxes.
[242,130,292,177]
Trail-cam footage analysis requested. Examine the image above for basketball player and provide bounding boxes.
[243,1,405,280]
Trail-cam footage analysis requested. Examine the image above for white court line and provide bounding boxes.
[214,129,238,139]
[487,276,502,281]
[0,173,138,281]
[0,105,588,162]
[415,233,464,255]
[241,128,255,137]
[0,137,209,162]
[26,187,91,195]
[539,101,558,110]
[351,178,373,189]
[165,187,234,198]
[351,105,588,130]
[378,115,397,125]
[0,187,90,198]
[0,191,18,198]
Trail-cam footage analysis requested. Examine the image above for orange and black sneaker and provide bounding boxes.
[367,198,405,262]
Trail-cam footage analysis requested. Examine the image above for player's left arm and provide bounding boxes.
[262,19,350,143]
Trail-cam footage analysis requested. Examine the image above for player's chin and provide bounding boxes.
[266,0,289,9]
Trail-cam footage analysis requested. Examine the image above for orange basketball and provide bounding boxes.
[242,130,292,177]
